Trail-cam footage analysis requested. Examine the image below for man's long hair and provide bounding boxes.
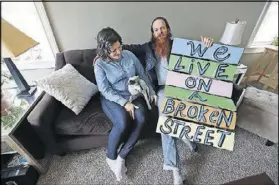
[94,27,123,63]
[150,17,172,58]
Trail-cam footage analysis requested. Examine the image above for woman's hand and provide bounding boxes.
[124,102,137,120]
[151,95,158,105]
[201,36,214,47]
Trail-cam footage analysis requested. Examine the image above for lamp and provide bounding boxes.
[1,18,39,97]
[220,19,248,85]
[220,19,247,46]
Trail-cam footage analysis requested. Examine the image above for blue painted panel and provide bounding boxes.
[171,38,244,65]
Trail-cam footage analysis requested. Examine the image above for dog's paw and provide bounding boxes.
[134,106,139,109]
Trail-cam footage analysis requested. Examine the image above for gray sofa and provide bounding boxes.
[27,48,248,157]
[27,49,159,155]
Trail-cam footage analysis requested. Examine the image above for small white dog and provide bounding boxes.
[128,76,152,110]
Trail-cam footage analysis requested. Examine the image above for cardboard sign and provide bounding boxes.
[160,97,236,130]
[168,54,237,81]
[166,71,233,98]
[156,116,235,151]
[164,86,237,111]
[171,38,244,64]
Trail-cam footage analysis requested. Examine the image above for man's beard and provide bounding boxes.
[153,35,171,58]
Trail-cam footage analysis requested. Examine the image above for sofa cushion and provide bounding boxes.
[241,86,278,115]
[237,86,278,143]
[54,94,112,136]
[36,64,99,115]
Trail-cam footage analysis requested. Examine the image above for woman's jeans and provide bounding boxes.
[157,87,197,170]
[101,96,148,160]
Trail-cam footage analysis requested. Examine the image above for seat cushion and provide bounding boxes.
[54,94,112,135]
[237,86,278,143]
[242,86,278,115]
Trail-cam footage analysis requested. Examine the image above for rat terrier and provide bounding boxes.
[128,76,152,110]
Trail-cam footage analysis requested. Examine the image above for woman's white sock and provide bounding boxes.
[115,156,126,181]
[106,157,120,181]
[106,157,116,171]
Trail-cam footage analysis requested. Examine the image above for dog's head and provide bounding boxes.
[128,76,140,86]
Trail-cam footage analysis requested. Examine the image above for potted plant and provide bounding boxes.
[1,60,13,117]
[272,36,278,46]
[1,61,13,115]
[1,61,29,130]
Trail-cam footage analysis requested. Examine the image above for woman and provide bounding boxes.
[94,27,157,181]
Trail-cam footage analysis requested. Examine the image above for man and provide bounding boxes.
[123,17,213,185]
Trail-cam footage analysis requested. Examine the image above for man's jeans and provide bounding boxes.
[101,96,148,160]
[157,87,197,170]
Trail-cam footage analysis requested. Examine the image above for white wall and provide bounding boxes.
[43,2,266,51]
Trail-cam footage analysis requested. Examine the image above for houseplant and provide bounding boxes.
[1,60,13,116]
[1,60,27,130]
[272,36,278,46]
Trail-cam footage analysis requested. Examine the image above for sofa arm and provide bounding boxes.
[232,84,245,109]
[27,92,62,153]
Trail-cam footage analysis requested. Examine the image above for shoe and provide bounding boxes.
[173,170,184,185]
[191,143,198,153]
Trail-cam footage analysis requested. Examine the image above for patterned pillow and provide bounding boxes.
[35,64,98,115]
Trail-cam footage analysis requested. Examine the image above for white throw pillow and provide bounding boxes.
[35,64,98,115]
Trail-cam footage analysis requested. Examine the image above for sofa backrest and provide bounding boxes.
[55,49,97,70]
[54,48,146,85]
[55,48,146,71]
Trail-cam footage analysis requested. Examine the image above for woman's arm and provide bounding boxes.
[94,63,128,106]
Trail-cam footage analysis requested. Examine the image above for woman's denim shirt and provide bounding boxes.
[94,50,155,106]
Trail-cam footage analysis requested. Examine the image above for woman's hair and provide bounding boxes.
[96,27,123,61]
[150,16,172,42]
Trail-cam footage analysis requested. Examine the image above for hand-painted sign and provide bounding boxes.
[168,55,237,81]
[164,86,237,111]
[156,38,245,151]
[160,97,236,130]
[156,116,235,151]
[166,71,233,98]
[171,38,244,64]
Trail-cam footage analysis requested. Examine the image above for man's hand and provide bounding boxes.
[201,36,214,47]
[124,102,137,120]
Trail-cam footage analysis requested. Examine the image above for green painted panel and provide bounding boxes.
[164,86,236,111]
[168,55,237,82]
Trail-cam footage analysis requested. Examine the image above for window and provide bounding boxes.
[2,2,55,63]
[1,2,58,89]
[247,2,278,48]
